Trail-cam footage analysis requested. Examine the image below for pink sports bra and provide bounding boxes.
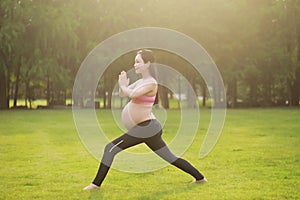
[131,95,156,105]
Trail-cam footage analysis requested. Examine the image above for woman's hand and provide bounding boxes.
[118,71,129,88]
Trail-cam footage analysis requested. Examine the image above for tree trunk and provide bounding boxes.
[202,83,207,107]
[229,77,238,108]
[289,10,300,106]
[291,67,300,106]
[159,85,169,109]
[13,64,21,107]
[51,83,54,105]
[249,82,258,107]
[103,89,107,109]
[107,79,113,109]
[46,75,50,106]
[263,79,272,106]
[187,76,197,108]
[25,81,29,108]
[0,66,8,109]
[291,24,300,106]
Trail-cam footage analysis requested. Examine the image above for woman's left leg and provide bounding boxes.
[145,131,205,181]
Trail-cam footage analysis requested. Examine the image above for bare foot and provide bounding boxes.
[192,177,208,184]
[83,183,100,190]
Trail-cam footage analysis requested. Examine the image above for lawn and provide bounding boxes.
[0,108,299,200]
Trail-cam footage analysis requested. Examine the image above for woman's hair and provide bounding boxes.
[137,49,155,63]
[137,49,159,105]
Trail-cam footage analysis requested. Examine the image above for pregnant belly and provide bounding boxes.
[121,102,154,130]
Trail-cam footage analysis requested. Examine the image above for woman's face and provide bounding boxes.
[134,54,148,74]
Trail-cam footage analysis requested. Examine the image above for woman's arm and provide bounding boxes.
[120,82,156,98]
[119,80,140,97]
[118,70,157,98]
[118,71,142,97]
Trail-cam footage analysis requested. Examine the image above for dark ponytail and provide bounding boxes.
[137,49,159,105]
[149,64,159,105]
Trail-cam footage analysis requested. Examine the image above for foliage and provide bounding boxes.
[1,0,300,109]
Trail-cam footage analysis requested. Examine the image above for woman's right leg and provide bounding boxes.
[89,120,157,188]
[92,133,143,187]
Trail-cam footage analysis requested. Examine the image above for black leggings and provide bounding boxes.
[92,119,204,186]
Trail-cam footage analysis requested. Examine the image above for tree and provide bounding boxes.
[0,0,25,109]
[21,0,79,106]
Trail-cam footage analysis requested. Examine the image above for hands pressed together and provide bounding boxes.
[118,71,129,88]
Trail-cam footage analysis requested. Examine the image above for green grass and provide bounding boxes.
[0,108,299,199]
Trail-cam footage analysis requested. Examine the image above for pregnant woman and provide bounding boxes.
[83,49,207,190]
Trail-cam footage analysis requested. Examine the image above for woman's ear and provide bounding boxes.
[145,61,151,68]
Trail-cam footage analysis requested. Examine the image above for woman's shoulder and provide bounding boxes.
[134,77,157,89]
[142,77,157,84]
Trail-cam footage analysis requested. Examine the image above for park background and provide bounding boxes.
[1,0,300,109]
[0,0,299,200]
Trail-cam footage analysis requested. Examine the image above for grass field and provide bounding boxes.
[0,108,299,200]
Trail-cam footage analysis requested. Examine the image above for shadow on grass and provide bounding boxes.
[136,183,204,200]
[87,189,105,200]
[86,183,206,200]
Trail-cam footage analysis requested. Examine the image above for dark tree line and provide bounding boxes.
[0,0,299,109]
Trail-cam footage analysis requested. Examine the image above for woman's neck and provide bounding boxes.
[141,70,152,79]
